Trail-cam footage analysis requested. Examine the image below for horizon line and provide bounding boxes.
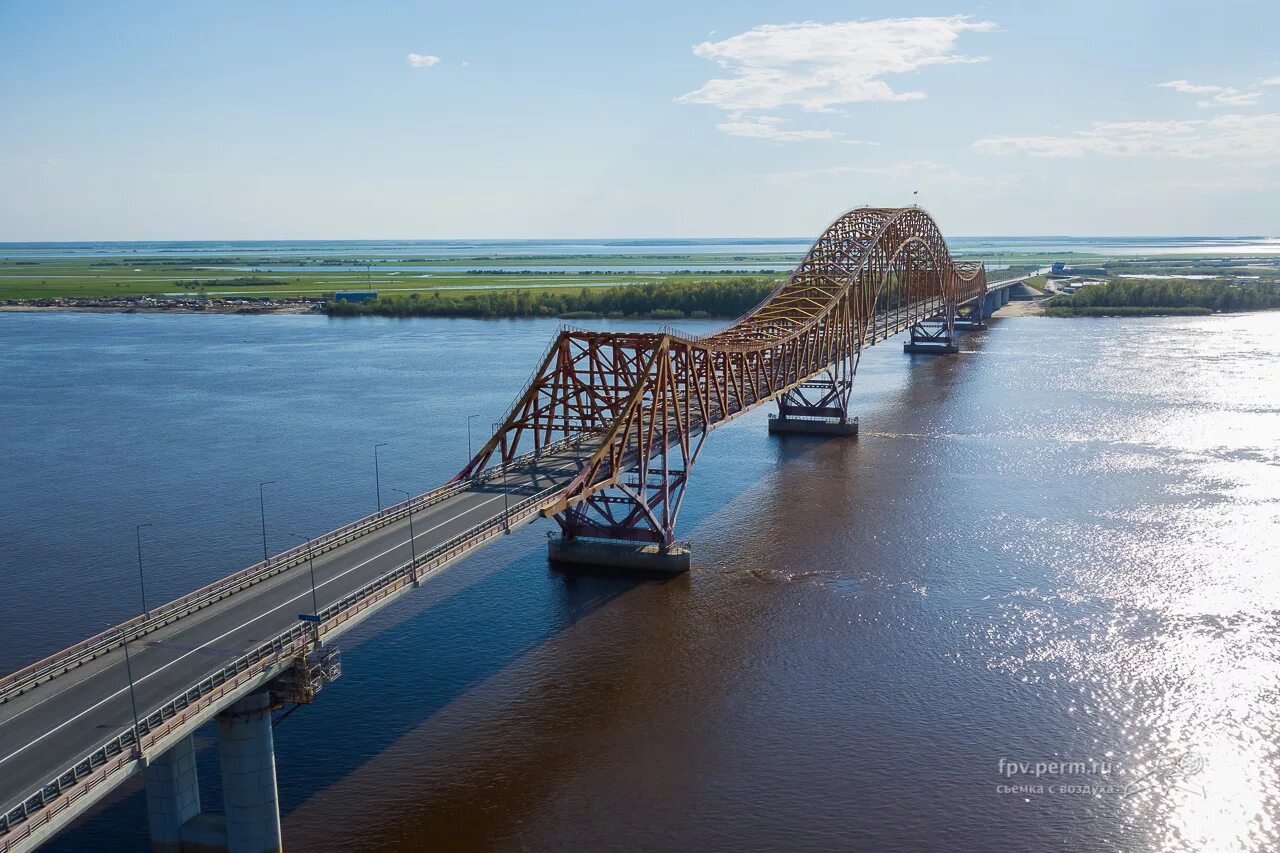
[0,234,1275,245]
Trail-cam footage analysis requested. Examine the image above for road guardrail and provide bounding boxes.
[0,436,584,707]
[0,481,564,848]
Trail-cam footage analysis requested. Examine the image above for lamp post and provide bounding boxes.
[465,414,480,463]
[291,532,323,646]
[373,443,389,511]
[258,481,276,562]
[119,628,143,754]
[134,523,153,617]
[496,422,510,533]
[391,488,419,582]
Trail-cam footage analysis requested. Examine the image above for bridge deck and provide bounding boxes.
[0,445,588,845]
[0,267,1041,850]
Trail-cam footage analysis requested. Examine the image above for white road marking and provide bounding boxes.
[0,462,577,775]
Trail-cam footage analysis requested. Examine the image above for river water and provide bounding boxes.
[3,235,1279,261]
[1,311,1278,852]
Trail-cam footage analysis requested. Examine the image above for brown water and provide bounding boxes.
[3,311,1277,852]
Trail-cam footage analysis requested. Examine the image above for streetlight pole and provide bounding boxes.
[120,628,143,755]
[258,481,276,562]
[391,488,419,583]
[135,523,153,617]
[497,423,510,533]
[291,532,322,647]
[374,443,389,511]
[500,455,511,532]
[466,414,480,466]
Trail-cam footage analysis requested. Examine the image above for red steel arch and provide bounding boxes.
[458,206,987,546]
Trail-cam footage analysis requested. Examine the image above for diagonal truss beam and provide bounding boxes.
[456,206,988,547]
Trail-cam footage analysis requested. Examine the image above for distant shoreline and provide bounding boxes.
[0,304,319,316]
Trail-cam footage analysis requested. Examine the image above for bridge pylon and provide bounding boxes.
[545,339,699,574]
[954,293,986,330]
[453,207,988,576]
[767,364,858,436]
[903,301,960,354]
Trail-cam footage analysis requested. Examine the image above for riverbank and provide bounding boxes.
[1044,305,1216,317]
[0,253,782,304]
[0,304,321,315]
[322,277,775,320]
[997,296,1047,317]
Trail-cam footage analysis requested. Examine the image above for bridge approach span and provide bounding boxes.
[0,205,1011,852]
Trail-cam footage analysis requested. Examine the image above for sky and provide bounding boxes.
[1,0,1277,239]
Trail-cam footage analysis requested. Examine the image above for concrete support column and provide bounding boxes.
[145,735,202,853]
[768,414,858,436]
[217,690,282,853]
[549,537,690,573]
[1001,287,1010,305]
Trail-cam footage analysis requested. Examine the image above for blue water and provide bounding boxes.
[0,240,815,260]
[206,264,791,273]
[2,236,1278,260]
[2,310,1279,852]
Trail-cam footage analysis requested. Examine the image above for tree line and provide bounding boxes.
[323,277,777,319]
[1047,279,1279,313]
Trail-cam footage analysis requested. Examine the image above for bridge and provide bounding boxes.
[0,206,1028,853]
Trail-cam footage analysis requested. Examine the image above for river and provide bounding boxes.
[1,311,1277,852]
[3,235,1278,261]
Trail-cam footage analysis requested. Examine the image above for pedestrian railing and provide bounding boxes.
[0,435,583,708]
[0,481,564,849]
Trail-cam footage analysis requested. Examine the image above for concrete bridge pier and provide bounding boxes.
[902,319,959,354]
[217,690,283,853]
[766,375,858,436]
[767,413,859,435]
[953,300,985,330]
[138,661,337,852]
[145,736,202,853]
[549,536,690,574]
[144,690,283,853]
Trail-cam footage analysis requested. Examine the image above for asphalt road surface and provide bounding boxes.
[0,452,582,821]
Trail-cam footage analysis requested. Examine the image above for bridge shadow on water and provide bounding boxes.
[45,324,994,853]
[43,538,655,852]
[268,551,653,811]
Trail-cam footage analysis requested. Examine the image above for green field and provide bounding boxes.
[0,254,1045,302]
[0,258,784,302]
[4,252,1274,315]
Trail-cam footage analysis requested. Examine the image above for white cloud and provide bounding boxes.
[974,113,1280,159]
[716,114,842,141]
[1156,80,1222,95]
[677,16,996,140]
[1155,79,1260,107]
[679,16,997,113]
[1263,76,1280,86]
[1208,91,1262,106]
[407,53,441,68]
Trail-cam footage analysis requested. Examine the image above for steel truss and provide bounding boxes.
[456,207,987,547]
[907,303,957,345]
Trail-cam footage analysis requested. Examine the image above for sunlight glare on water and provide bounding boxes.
[1,310,1277,852]
[977,314,1280,852]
